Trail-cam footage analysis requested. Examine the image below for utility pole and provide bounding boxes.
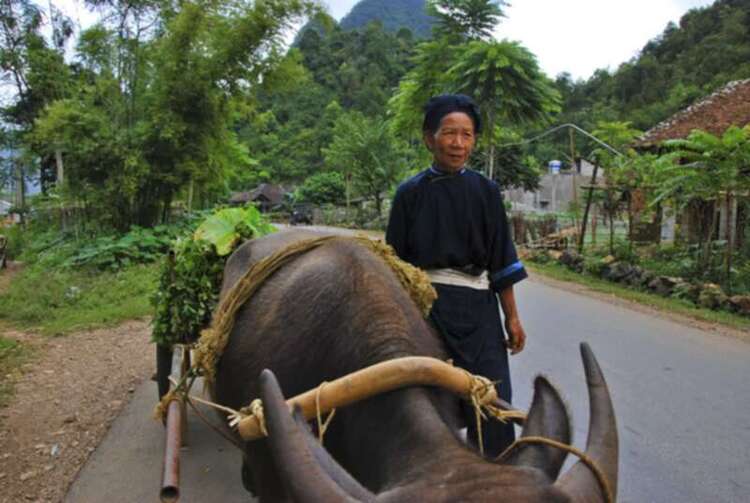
[569,127,579,234]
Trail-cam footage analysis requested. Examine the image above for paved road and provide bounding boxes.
[65,277,750,502]
[512,280,750,503]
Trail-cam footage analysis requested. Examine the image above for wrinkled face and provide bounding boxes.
[424,112,476,173]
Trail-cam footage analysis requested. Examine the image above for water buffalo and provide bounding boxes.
[213,229,618,502]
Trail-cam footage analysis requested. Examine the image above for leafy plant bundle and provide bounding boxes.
[151,207,276,347]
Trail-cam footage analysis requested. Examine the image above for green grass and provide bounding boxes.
[0,263,159,336]
[0,336,31,407]
[527,261,750,332]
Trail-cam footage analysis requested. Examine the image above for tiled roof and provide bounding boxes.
[637,79,750,146]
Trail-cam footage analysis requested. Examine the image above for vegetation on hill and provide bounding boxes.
[558,0,750,130]
[339,0,435,38]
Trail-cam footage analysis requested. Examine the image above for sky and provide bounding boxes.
[56,0,715,80]
[321,0,716,79]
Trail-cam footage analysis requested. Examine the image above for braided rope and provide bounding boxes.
[496,436,615,503]
[461,369,528,456]
[192,235,436,383]
[315,381,337,443]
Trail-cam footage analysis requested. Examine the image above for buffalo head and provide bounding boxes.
[258,343,617,502]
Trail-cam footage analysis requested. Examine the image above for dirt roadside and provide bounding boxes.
[0,262,153,503]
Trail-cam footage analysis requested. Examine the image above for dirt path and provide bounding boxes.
[0,320,153,503]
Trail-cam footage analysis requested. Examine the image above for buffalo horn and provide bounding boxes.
[500,376,571,480]
[556,343,619,502]
[292,408,376,501]
[258,369,374,503]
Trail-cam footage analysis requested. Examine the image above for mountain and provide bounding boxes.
[339,0,435,38]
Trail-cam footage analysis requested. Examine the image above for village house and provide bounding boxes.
[229,183,287,212]
[637,78,750,248]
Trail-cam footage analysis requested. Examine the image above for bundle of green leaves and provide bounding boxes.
[151,206,275,347]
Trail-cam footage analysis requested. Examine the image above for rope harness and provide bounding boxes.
[159,365,612,503]
[496,436,615,503]
[315,381,336,443]
[154,235,613,500]
[191,235,437,383]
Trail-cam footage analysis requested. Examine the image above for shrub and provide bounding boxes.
[296,172,346,205]
[583,255,608,276]
[64,226,176,270]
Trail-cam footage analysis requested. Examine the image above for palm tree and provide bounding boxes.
[427,0,506,41]
[448,40,560,180]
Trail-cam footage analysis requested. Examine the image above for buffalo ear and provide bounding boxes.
[258,369,373,503]
[499,376,571,480]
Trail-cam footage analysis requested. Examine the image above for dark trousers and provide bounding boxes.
[453,334,515,458]
[429,284,516,458]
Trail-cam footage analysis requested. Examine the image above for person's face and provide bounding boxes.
[424,112,476,173]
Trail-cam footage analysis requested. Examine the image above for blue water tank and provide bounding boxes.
[548,160,562,174]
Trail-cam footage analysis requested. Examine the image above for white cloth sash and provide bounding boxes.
[425,268,489,290]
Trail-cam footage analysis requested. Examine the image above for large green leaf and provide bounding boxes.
[194,207,275,256]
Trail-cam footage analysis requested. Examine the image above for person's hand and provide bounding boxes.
[504,316,526,355]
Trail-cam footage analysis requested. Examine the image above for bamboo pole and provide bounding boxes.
[236,356,525,441]
[160,399,182,503]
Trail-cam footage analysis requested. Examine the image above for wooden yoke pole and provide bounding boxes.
[236,356,524,441]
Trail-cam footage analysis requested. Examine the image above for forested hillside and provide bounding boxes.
[339,0,434,38]
[559,0,750,130]
[242,21,417,189]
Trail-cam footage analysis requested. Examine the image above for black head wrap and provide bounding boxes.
[422,94,482,134]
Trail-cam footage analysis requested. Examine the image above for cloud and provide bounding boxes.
[499,0,715,79]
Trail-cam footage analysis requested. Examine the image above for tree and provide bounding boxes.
[387,37,456,138]
[390,1,558,190]
[389,0,505,138]
[589,121,647,255]
[427,0,506,41]
[324,112,410,215]
[661,126,750,292]
[296,171,346,205]
[449,40,560,180]
[559,0,750,130]
[31,0,315,229]
[0,0,73,198]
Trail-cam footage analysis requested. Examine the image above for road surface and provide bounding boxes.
[65,276,750,502]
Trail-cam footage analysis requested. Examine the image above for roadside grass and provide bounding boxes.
[526,261,750,332]
[0,263,159,336]
[0,335,31,407]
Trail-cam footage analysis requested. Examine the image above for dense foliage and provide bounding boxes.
[151,206,275,347]
[241,17,417,199]
[2,0,314,230]
[558,0,750,130]
[295,172,346,205]
[339,0,434,38]
[389,0,559,186]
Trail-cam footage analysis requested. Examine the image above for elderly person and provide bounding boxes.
[386,94,528,457]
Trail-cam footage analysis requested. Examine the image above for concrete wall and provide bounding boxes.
[503,159,604,214]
